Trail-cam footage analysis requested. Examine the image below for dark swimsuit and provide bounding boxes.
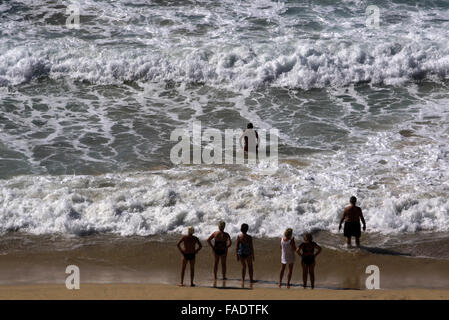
[344,221,361,238]
[183,252,195,261]
[214,240,227,256]
[301,242,316,265]
[237,242,252,258]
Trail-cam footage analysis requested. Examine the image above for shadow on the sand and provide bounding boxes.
[213,286,252,290]
[254,280,360,290]
[359,246,412,257]
[209,279,361,291]
[316,285,361,290]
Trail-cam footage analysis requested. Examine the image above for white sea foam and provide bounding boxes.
[1,108,448,239]
[1,1,448,238]
[0,163,448,238]
[0,0,448,88]
[0,38,447,89]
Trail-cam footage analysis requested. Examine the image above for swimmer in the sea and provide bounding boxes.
[239,123,259,156]
[177,226,202,287]
[207,221,232,285]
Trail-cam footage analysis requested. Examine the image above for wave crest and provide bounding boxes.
[1,39,448,89]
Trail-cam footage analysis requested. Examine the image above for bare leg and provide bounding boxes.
[190,259,196,287]
[287,263,294,288]
[309,263,315,289]
[302,262,308,288]
[346,236,352,247]
[247,259,254,283]
[355,237,360,248]
[279,264,286,287]
[240,258,246,288]
[221,254,227,280]
[213,254,219,282]
[178,258,187,286]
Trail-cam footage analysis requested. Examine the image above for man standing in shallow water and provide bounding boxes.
[339,196,366,248]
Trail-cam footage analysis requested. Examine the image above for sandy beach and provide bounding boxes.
[1,283,448,300]
[1,0,449,306]
[1,234,449,301]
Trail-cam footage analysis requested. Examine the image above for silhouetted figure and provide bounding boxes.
[297,233,321,289]
[339,196,366,248]
[236,223,255,288]
[239,123,259,155]
[207,220,232,286]
[177,226,202,286]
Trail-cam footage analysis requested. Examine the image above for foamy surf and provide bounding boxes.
[0,1,448,245]
[1,163,448,238]
[0,0,448,88]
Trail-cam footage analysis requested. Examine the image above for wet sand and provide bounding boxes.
[1,283,449,300]
[1,234,449,293]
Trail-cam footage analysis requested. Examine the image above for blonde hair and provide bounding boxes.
[218,220,226,231]
[187,226,194,235]
[284,228,293,239]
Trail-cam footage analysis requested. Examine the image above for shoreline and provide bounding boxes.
[1,235,449,291]
[1,283,448,300]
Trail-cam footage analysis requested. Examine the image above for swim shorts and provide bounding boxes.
[344,221,361,238]
[183,253,196,261]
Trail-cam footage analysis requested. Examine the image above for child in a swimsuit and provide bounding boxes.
[176,226,202,287]
[296,232,321,289]
[236,223,255,288]
[207,221,232,286]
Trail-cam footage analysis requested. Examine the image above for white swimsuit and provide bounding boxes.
[281,238,295,264]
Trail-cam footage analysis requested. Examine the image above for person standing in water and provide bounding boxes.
[176,226,202,287]
[297,232,321,289]
[239,123,259,156]
[339,196,366,248]
[279,228,296,288]
[236,223,255,288]
[207,221,232,286]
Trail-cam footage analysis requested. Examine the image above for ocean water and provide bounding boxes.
[0,0,448,244]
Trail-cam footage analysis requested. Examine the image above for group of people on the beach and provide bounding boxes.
[176,196,366,288]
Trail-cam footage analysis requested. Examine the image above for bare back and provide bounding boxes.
[179,235,199,254]
[238,233,251,244]
[343,205,363,222]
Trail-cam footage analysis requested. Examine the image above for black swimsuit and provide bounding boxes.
[344,221,361,238]
[214,239,227,256]
[183,252,195,261]
[301,242,316,265]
